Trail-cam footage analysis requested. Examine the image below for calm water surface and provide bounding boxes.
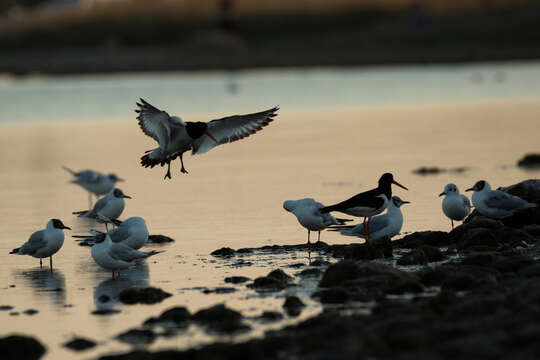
[0,62,539,359]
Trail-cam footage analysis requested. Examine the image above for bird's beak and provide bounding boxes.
[117,178,125,182]
[123,195,132,199]
[438,192,445,197]
[62,225,71,230]
[402,200,411,204]
[205,130,218,143]
[465,187,473,192]
[393,180,408,191]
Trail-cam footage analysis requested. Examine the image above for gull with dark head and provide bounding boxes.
[283,198,351,245]
[135,98,278,179]
[91,234,163,279]
[74,216,149,250]
[73,188,131,226]
[320,173,408,245]
[335,196,409,242]
[63,166,123,207]
[10,219,71,270]
[466,180,537,219]
[439,183,471,229]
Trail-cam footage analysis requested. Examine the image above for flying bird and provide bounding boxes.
[91,234,163,279]
[10,219,71,269]
[283,198,351,245]
[135,98,278,179]
[320,173,408,245]
[63,166,123,207]
[439,183,471,229]
[466,180,537,219]
[335,196,409,242]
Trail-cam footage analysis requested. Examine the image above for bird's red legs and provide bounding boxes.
[179,154,189,174]
[317,231,321,243]
[451,219,454,230]
[49,256,53,271]
[40,258,43,268]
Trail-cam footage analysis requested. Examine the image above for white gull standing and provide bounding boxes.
[466,180,537,219]
[63,166,123,207]
[136,98,278,179]
[336,196,409,242]
[283,198,351,245]
[91,234,163,279]
[439,183,471,229]
[10,219,71,269]
[74,217,149,250]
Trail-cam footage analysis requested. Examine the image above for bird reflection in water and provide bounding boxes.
[14,267,66,307]
[93,262,150,312]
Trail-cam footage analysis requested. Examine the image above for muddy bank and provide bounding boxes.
[94,179,540,359]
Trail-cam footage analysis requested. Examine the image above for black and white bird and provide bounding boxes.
[466,180,537,219]
[283,198,351,245]
[320,173,408,245]
[439,183,471,229]
[73,217,149,250]
[336,196,409,241]
[135,99,278,179]
[10,219,71,269]
[63,166,123,207]
[73,188,131,225]
[91,234,163,279]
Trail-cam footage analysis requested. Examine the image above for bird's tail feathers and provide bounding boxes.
[335,217,353,225]
[73,210,89,216]
[145,250,165,258]
[320,205,336,214]
[9,247,20,254]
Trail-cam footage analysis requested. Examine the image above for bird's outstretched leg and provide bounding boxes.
[451,220,454,230]
[307,229,311,245]
[164,161,172,180]
[179,154,189,174]
[49,256,53,271]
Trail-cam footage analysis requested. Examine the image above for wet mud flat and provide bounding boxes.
[4,179,540,360]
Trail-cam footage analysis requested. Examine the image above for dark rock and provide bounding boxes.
[0,335,46,360]
[259,311,283,321]
[430,289,459,314]
[523,224,540,237]
[457,228,500,250]
[92,309,121,315]
[413,166,446,175]
[251,276,286,291]
[493,227,536,246]
[517,154,540,168]
[316,287,351,304]
[236,248,252,254]
[201,287,236,294]
[224,276,250,284]
[117,329,156,345]
[118,287,172,305]
[519,263,540,277]
[420,245,445,262]
[147,234,174,243]
[491,255,535,273]
[417,268,448,287]
[397,249,428,266]
[287,263,305,268]
[461,253,496,266]
[331,243,387,260]
[310,259,331,267]
[394,231,452,248]
[319,260,359,287]
[283,296,306,317]
[298,268,322,277]
[9,312,19,316]
[504,179,540,205]
[23,309,38,316]
[267,269,292,281]
[210,247,235,257]
[192,304,248,333]
[158,307,190,324]
[385,279,424,295]
[0,305,13,311]
[442,273,476,291]
[63,337,97,351]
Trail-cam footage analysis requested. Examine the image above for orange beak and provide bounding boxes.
[392,180,408,191]
[205,130,217,143]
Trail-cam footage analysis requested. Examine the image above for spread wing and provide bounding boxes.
[191,107,278,155]
[135,98,173,149]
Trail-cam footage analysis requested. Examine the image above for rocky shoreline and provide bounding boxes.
[3,179,540,360]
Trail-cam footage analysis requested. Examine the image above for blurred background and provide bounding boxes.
[0,0,539,74]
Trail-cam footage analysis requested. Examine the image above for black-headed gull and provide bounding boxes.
[466,180,537,219]
[320,173,408,245]
[135,98,278,179]
[73,188,131,225]
[439,183,471,229]
[283,198,351,245]
[10,219,71,269]
[74,217,149,249]
[91,234,163,279]
[337,196,409,241]
[63,166,123,207]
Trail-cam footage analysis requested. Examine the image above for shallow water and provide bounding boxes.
[0,62,539,359]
